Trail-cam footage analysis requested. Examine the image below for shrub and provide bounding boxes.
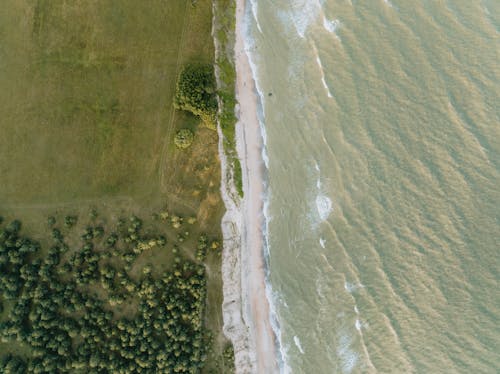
[47,216,56,226]
[64,215,77,228]
[174,129,194,149]
[174,64,218,129]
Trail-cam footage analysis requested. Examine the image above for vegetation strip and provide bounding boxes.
[213,0,243,197]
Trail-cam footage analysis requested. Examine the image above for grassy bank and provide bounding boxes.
[0,0,232,372]
[213,0,243,197]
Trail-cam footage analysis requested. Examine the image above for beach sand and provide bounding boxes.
[218,0,279,372]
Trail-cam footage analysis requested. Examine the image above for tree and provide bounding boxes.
[64,215,77,228]
[174,64,218,130]
[0,212,211,373]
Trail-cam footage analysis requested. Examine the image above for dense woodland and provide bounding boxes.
[0,213,217,373]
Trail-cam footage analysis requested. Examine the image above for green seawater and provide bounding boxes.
[246,0,499,372]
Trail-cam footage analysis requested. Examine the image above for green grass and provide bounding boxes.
[0,0,187,204]
[0,0,232,372]
[213,0,242,198]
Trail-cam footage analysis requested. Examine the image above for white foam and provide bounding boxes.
[337,333,359,373]
[354,305,359,314]
[383,0,394,8]
[321,77,333,98]
[315,162,321,187]
[294,336,305,354]
[355,319,362,332]
[344,281,364,293]
[316,195,333,221]
[319,237,326,248]
[316,275,325,298]
[313,47,334,99]
[248,0,263,33]
[288,0,325,38]
[323,18,340,34]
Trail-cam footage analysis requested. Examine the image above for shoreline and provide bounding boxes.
[217,0,279,372]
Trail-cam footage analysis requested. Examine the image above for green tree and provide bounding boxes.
[174,64,218,129]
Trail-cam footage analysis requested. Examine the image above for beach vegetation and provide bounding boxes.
[214,0,243,198]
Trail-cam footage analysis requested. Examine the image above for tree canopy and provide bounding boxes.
[174,64,218,130]
[0,213,218,373]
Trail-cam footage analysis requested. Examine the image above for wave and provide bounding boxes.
[383,0,394,8]
[319,237,326,248]
[314,51,334,99]
[288,0,324,38]
[316,195,333,221]
[355,319,362,332]
[323,17,340,34]
[294,336,305,354]
[248,0,263,33]
[344,281,364,294]
[337,332,360,373]
[314,161,333,221]
[286,0,341,39]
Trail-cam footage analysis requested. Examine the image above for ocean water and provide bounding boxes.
[244,0,500,372]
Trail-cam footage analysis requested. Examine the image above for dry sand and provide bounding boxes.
[218,0,279,373]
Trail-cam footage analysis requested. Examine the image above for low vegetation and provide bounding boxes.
[175,129,195,149]
[213,0,243,197]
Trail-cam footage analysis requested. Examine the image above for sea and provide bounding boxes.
[244,0,500,373]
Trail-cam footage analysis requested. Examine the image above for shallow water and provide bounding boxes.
[245,0,500,372]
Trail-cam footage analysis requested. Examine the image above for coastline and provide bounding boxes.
[216,0,279,372]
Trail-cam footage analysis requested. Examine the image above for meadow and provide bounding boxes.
[0,0,232,372]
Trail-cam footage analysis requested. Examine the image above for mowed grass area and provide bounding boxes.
[0,0,195,204]
[0,0,232,372]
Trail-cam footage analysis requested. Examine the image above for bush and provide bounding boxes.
[174,64,218,129]
[174,129,194,149]
[64,215,77,228]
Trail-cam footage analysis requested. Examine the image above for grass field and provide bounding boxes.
[0,0,212,204]
[0,0,232,372]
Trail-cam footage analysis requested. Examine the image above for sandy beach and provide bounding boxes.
[218,0,279,373]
